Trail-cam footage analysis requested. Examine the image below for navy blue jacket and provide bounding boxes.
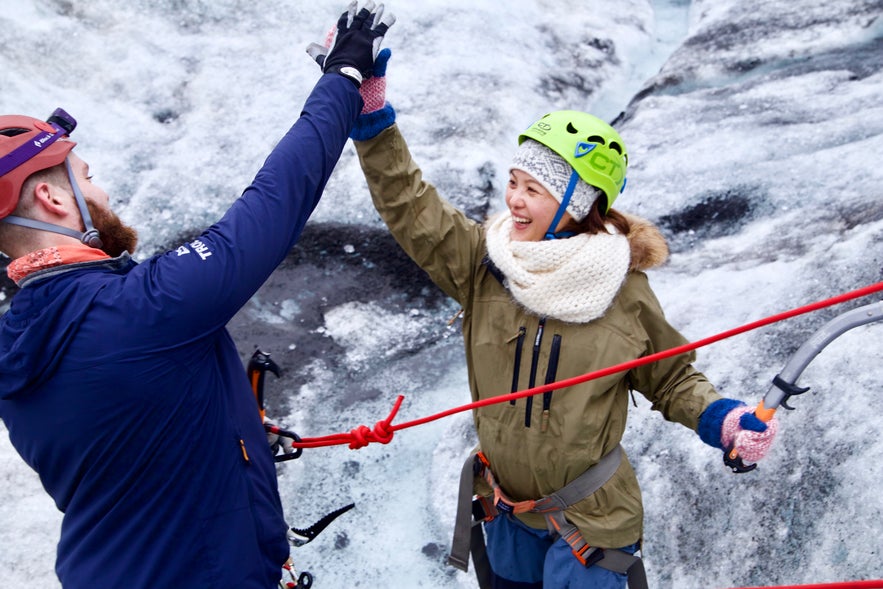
[0,74,361,588]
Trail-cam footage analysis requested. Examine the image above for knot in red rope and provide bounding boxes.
[372,419,395,444]
[348,425,373,449]
[346,395,404,449]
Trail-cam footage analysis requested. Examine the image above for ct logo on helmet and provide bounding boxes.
[574,141,625,187]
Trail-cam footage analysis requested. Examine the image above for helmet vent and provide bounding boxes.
[0,127,29,137]
[586,134,606,145]
[566,122,579,134]
[609,141,623,155]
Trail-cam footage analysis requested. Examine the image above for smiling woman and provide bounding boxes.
[505,168,565,242]
[348,48,779,588]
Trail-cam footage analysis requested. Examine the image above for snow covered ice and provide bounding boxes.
[1,0,881,587]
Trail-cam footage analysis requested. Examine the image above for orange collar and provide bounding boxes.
[8,244,111,285]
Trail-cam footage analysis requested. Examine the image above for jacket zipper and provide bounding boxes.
[509,326,526,406]
[541,334,562,433]
[524,317,546,427]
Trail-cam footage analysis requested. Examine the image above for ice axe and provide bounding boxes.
[246,351,356,587]
[248,349,280,422]
[248,349,303,461]
[726,300,883,473]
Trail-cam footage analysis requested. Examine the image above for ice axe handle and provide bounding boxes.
[247,350,280,421]
[725,299,883,473]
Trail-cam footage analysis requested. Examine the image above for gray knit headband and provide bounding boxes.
[509,139,602,222]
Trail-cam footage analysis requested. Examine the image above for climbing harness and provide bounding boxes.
[245,281,883,586]
[449,446,647,589]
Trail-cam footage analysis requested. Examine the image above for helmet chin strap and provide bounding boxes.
[543,169,580,240]
[1,157,103,249]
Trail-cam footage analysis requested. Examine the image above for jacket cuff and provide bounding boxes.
[698,398,745,449]
[350,103,396,141]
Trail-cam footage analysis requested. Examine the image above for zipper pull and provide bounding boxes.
[239,438,251,463]
[507,327,526,344]
[525,318,546,427]
[509,326,526,406]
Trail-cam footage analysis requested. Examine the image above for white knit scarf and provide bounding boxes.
[484,212,631,323]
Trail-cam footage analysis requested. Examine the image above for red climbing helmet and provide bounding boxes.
[0,108,77,218]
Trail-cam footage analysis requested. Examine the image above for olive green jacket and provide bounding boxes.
[355,124,722,548]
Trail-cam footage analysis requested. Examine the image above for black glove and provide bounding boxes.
[306,1,396,87]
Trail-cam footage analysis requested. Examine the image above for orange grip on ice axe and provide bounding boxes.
[752,400,777,423]
[724,401,778,473]
[247,349,280,421]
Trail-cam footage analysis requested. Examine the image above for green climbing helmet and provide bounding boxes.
[518,110,628,213]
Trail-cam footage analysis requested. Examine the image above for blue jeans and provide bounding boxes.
[484,514,639,589]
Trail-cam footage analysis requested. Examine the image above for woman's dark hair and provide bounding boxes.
[561,196,630,236]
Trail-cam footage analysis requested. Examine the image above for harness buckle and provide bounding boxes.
[471,496,497,523]
[574,545,604,568]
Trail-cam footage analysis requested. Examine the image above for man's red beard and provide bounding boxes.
[85,201,138,257]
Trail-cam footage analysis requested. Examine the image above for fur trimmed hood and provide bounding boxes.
[623,213,669,272]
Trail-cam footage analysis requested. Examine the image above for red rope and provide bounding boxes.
[728,581,883,589]
[292,281,883,450]
[294,395,403,450]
